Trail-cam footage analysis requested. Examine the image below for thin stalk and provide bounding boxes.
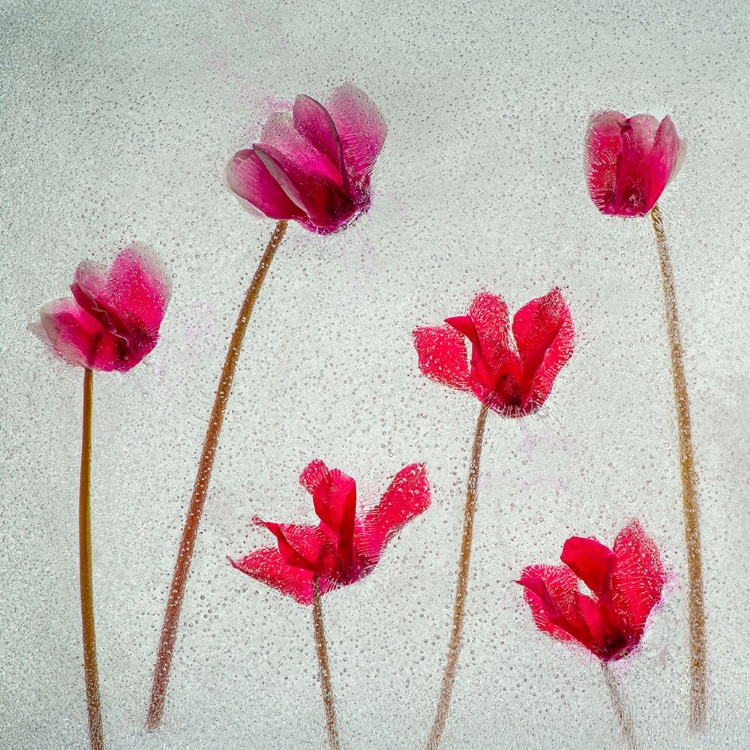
[427,402,490,750]
[146,220,288,730]
[312,577,341,750]
[650,204,707,730]
[80,367,104,750]
[602,663,637,750]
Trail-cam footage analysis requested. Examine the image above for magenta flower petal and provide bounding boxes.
[511,288,575,413]
[362,463,431,562]
[293,95,346,184]
[35,247,170,372]
[412,325,472,392]
[225,148,307,220]
[611,520,667,638]
[518,565,586,644]
[256,519,334,574]
[226,83,385,234]
[560,536,617,598]
[586,111,684,217]
[230,548,317,606]
[326,83,387,183]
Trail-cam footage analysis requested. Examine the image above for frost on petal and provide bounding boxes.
[611,520,666,637]
[225,148,306,220]
[413,325,471,392]
[230,548,316,605]
[560,535,616,598]
[517,565,587,644]
[103,247,171,334]
[326,83,387,182]
[362,463,431,563]
[585,111,627,215]
[37,298,101,369]
[512,288,574,413]
[650,116,683,202]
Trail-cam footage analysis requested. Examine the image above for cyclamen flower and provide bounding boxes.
[226,83,387,234]
[413,289,574,417]
[518,520,666,662]
[231,460,430,605]
[586,111,685,217]
[35,247,170,372]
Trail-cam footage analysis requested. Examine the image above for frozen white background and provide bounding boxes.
[1,0,749,747]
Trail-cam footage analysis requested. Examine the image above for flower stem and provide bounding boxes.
[80,367,104,750]
[650,204,707,730]
[312,576,341,750]
[146,220,288,730]
[427,401,490,750]
[602,663,637,750]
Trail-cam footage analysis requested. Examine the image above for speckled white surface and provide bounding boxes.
[2,0,749,747]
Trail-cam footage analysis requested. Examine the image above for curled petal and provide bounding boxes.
[512,288,574,413]
[413,325,471,392]
[517,565,589,645]
[362,463,431,563]
[256,519,335,576]
[611,520,666,638]
[225,148,306,220]
[560,535,616,598]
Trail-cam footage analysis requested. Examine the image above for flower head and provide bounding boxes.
[413,289,574,417]
[230,460,430,605]
[226,83,387,234]
[34,247,170,372]
[586,111,685,217]
[517,520,666,662]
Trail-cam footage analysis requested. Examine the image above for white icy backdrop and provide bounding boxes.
[1,0,749,747]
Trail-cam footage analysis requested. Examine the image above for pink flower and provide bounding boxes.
[518,520,666,662]
[226,83,387,234]
[34,247,171,372]
[586,111,685,217]
[230,460,430,605]
[413,289,574,417]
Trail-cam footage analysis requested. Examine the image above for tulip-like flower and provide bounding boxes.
[231,460,430,605]
[415,288,574,749]
[36,247,170,372]
[226,83,387,235]
[585,111,685,218]
[518,520,666,662]
[413,288,574,417]
[231,460,429,748]
[33,246,169,750]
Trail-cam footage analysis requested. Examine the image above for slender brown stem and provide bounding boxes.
[602,663,637,750]
[80,368,104,750]
[312,577,341,750]
[146,220,288,730]
[427,402,490,750]
[650,204,707,730]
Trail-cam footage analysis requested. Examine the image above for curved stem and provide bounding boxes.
[602,663,637,750]
[146,220,288,730]
[650,204,707,730]
[80,368,104,750]
[427,402,490,750]
[312,577,341,750]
